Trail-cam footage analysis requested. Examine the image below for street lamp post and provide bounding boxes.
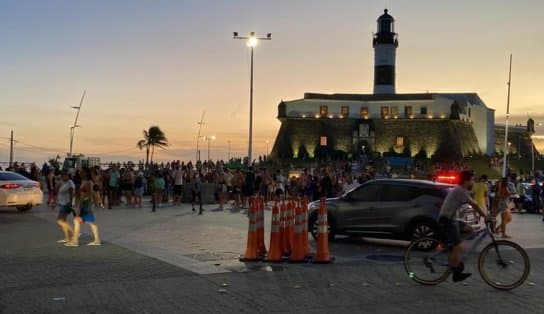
[228,140,231,161]
[69,90,86,156]
[203,136,216,161]
[502,55,512,178]
[531,134,535,174]
[233,31,272,165]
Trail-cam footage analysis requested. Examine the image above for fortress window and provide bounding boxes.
[381,106,389,118]
[405,106,413,117]
[341,106,350,116]
[320,106,328,116]
[360,107,369,117]
[468,108,472,117]
[420,106,427,115]
[391,106,398,116]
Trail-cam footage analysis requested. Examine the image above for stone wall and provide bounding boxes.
[373,120,481,159]
[271,118,483,161]
[494,126,538,156]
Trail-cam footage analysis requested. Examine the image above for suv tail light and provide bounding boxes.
[0,183,21,189]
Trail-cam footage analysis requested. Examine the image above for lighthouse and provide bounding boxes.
[373,9,398,94]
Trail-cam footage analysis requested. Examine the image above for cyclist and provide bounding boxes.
[439,170,490,282]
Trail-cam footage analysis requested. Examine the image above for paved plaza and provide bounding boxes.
[1,200,543,313]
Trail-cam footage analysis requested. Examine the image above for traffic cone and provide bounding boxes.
[312,197,334,263]
[289,198,308,262]
[280,200,290,256]
[266,200,283,262]
[257,196,267,256]
[240,198,261,262]
[302,198,311,258]
[287,198,295,252]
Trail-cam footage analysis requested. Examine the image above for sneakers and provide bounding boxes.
[87,241,101,246]
[64,242,79,247]
[56,239,68,243]
[451,264,471,283]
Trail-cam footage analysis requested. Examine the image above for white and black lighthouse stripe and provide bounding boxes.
[373,9,398,94]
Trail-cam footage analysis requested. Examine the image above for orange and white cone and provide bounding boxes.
[239,198,261,262]
[289,199,308,262]
[266,200,283,262]
[257,196,267,256]
[312,197,334,263]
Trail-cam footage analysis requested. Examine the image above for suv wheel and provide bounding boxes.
[409,220,437,241]
[309,214,335,241]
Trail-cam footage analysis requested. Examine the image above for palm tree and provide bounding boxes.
[137,126,169,167]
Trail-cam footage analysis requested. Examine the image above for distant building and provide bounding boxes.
[271,9,498,161]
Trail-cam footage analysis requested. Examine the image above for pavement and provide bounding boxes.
[0,199,543,313]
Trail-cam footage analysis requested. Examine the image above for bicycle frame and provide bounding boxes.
[428,222,504,267]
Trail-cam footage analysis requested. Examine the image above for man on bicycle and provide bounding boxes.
[439,170,490,282]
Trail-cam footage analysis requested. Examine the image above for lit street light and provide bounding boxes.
[233,31,272,165]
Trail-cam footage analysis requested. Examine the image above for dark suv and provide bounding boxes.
[308,179,480,241]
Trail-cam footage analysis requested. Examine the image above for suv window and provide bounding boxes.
[0,172,29,181]
[383,185,422,201]
[349,183,386,202]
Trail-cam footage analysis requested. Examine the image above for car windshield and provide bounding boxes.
[0,172,30,181]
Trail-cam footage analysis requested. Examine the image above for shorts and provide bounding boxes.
[438,216,471,246]
[57,204,75,220]
[173,185,183,196]
[134,187,144,197]
[79,200,96,223]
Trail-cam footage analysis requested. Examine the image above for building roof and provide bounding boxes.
[301,92,492,109]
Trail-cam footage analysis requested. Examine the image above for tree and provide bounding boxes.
[137,126,169,166]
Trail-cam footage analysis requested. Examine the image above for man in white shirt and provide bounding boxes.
[173,165,184,206]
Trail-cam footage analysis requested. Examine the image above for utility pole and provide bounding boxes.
[228,140,231,160]
[502,54,512,178]
[9,130,14,168]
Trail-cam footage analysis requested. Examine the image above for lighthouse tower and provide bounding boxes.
[373,9,398,94]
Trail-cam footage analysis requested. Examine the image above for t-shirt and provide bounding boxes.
[57,180,75,206]
[109,171,120,187]
[174,169,183,186]
[439,185,473,219]
[154,177,165,190]
[472,182,488,209]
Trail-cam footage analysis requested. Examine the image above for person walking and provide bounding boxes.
[191,172,203,214]
[46,169,58,211]
[121,168,134,207]
[56,170,75,243]
[65,167,101,247]
[495,177,514,238]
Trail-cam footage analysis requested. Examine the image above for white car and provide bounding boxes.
[0,171,43,211]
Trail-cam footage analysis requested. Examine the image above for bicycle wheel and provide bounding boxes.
[404,237,451,285]
[478,240,530,290]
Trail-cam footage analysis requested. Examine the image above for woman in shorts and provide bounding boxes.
[91,167,104,208]
[122,168,135,207]
[56,170,75,243]
[65,167,101,247]
[133,171,144,208]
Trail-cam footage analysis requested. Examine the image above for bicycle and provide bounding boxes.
[404,221,530,290]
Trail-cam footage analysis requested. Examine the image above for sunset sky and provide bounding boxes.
[1,0,543,163]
